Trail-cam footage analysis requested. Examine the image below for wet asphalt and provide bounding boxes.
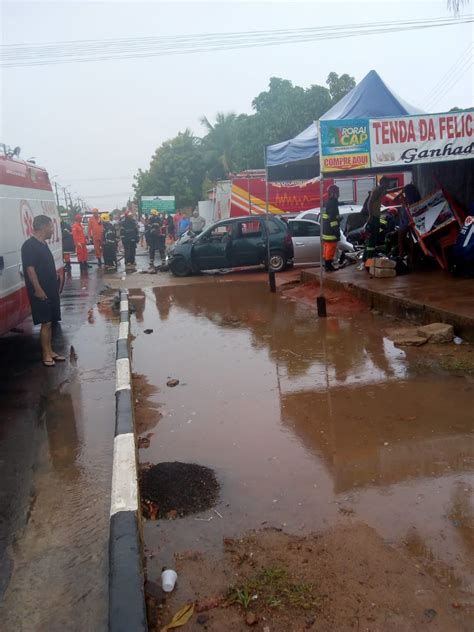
[0,267,118,632]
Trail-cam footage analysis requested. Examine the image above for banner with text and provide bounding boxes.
[141,195,176,214]
[320,110,474,174]
[319,118,371,172]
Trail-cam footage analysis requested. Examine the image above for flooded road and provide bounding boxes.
[0,271,117,632]
[129,280,474,625]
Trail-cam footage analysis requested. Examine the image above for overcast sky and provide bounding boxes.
[2,0,473,210]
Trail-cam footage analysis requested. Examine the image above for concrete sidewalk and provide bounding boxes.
[301,266,474,341]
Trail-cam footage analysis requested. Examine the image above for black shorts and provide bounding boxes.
[28,293,61,325]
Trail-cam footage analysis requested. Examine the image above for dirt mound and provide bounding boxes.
[140,462,220,519]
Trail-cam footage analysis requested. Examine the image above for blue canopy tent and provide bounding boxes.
[265,70,423,179]
[263,70,423,308]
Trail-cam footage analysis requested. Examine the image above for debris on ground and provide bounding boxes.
[195,596,223,612]
[139,462,220,519]
[144,328,154,334]
[161,569,178,592]
[387,322,455,347]
[160,603,194,631]
[417,322,454,343]
[386,327,429,346]
[166,378,180,387]
[150,524,473,631]
[244,611,258,626]
[138,436,151,449]
[142,499,160,520]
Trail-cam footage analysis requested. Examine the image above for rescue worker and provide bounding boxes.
[60,217,74,273]
[147,209,166,267]
[321,184,341,272]
[120,211,139,268]
[101,212,118,271]
[378,208,399,256]
[365,176,390,262]
[88,208,104,266]
[72,214,89,272]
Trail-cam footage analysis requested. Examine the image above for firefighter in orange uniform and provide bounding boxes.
[72,214,89,272]
[321,184,341,272]
[88,208,104,266]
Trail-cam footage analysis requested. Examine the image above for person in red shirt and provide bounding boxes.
[72,214,89,272]
[88,208,104,266]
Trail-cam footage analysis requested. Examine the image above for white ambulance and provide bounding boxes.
[0,145,63,335]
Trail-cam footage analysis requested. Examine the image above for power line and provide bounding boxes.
[2,16,466,54]
[422,43,473,107]
[425,55,474,110]
[424,46,474,110]
[2,16,473,68]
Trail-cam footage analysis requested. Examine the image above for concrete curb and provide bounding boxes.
[109,289,147,632]
[301,269,474,341]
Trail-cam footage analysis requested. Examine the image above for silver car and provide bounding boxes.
[288,207,357,266]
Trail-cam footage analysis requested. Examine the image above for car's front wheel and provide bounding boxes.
[169,256,191,277]
[268,251,286,272]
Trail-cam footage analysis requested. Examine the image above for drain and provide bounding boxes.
[139,461,220,519]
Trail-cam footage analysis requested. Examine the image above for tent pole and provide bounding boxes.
[264,150,276,293]
[317,174,327,317]
[248,175,251,215]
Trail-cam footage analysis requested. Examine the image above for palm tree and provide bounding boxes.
[447,0,469,13]
[200,112,237,176]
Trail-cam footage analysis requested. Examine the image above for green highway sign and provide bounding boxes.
[141,196,176,214]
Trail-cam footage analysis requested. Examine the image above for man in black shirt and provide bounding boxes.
[21,214,64,367]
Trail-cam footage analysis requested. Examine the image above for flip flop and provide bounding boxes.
[42,359,56,367]
[51,354,66,362]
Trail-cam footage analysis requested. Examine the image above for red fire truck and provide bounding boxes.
[0,145,63,335]
[213,170,412,219]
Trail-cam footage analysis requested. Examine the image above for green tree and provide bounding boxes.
[200,112,238,178]
[326,72,356,104]
[133,129,206,210]
[134,71,358,203]
[231,77,333,168]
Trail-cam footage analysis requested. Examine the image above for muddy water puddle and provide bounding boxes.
[130,282,474,608]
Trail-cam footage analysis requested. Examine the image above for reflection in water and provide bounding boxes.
[44,386,81,481]
[280,385,474,493]
[129,289,146,322]
[147,283,405,387]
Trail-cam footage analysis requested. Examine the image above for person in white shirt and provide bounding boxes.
[190,208,206,234]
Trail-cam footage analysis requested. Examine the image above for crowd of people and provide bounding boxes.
[60,207,207,273]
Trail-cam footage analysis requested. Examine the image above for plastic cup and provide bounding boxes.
[161,569,178,592]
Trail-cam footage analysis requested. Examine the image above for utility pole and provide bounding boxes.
[54,182,60,208]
